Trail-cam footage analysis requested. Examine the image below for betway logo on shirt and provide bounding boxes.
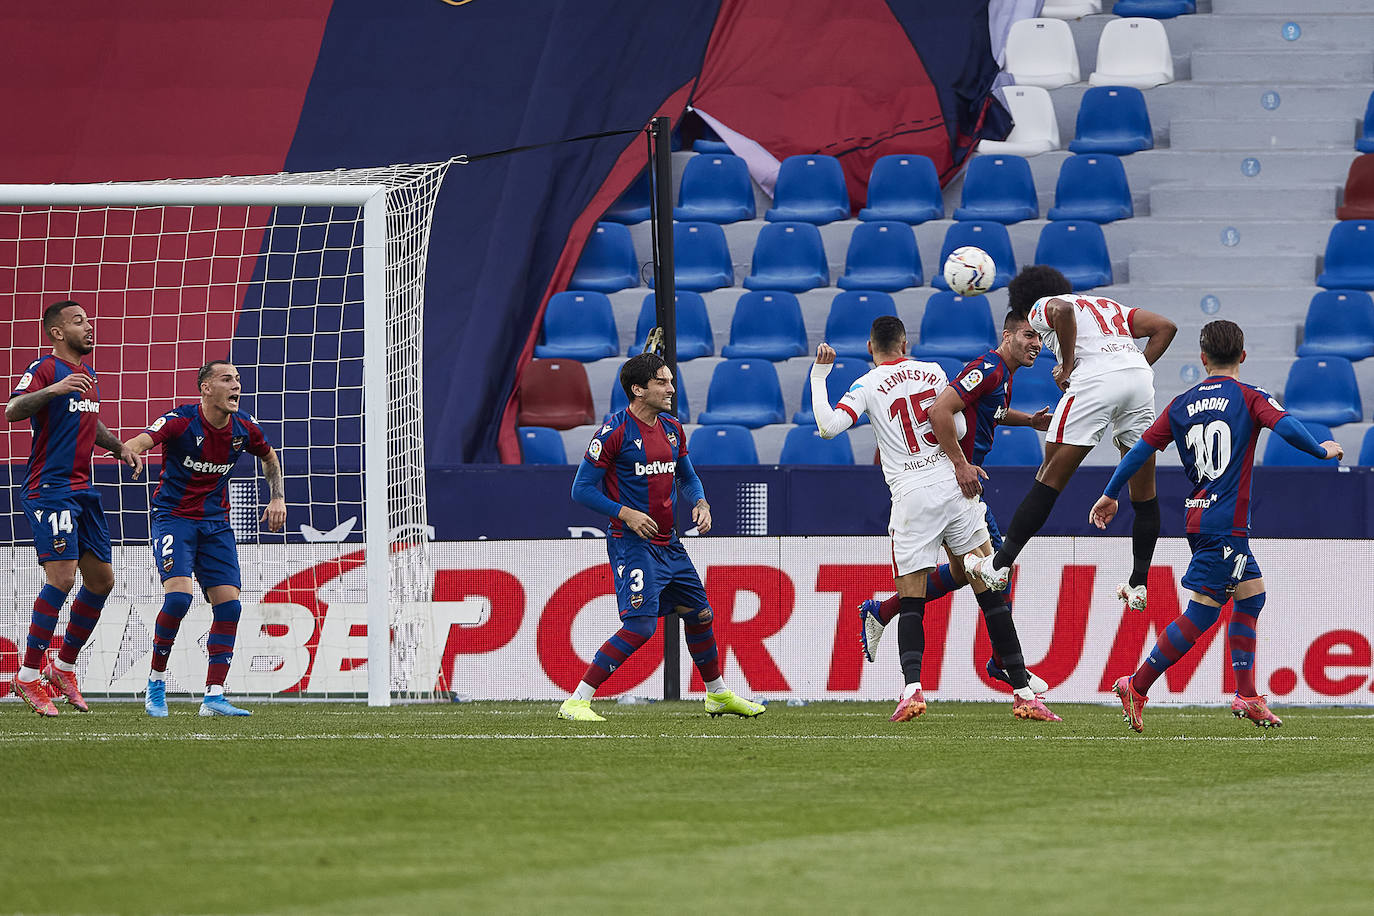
[635,459,676,476]
[183,455,235,474]
[67,398,99,413]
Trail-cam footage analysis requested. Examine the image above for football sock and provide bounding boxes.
[683,614,722,683]
[901,681,923,699]
[877,594,900,625]
[58,587,108,665]
[992,480,1060,570]
[150,591,194,674]
[896,597,926,686]
[22,583,69,671]
[572,681,595,701]
[205,684,224,697]
[149,671,167,683]
[1133,599,1221,695]
[1128,497,1160,589]
[1229,592,1266,697]
[924,564,958,601]
[704,677,725,694]
[582,617,656,689]
[205,599,242,688]
[976,590,1029,690]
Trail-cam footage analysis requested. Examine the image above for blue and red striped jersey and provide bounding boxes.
[949,350,1013,467]
[145,404,271,521]
[584,409,690,544]
[1142,376,1288,536]
[11,355,101,497]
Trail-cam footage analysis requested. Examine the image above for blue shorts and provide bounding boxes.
[606,537,710,620]
[20,489,112,564]
[983,503,1004,554]
[1181,533,1262,602]
[151,513,242,591]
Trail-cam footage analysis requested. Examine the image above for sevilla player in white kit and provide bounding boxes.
[966,266,1178,610]
[811,315,1060,723]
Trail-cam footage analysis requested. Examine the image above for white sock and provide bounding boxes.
[1014,686,1036,701]
[148,671,166,683]
[17,666,40,681]
[205,684,224,697]
[53,658,75,673]
[902,681,923,699]
[705,677,725,694]
[572,681,595,701]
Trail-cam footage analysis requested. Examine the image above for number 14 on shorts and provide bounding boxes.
[34,509,74,536]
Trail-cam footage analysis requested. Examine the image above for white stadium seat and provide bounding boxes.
[1040,0,1102,19]
[1089,17,1175,89]
[978,85,1061,156]
[1005,18,1081,89]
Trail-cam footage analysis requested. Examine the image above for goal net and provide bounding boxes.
[0,162,453,705]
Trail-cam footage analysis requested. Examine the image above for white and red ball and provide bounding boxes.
[942,245,997,296]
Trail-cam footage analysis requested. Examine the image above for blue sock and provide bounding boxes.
[924,564,959,601]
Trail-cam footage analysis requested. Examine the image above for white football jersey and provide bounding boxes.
[835,358,964,498]
[1027,294,1150,382]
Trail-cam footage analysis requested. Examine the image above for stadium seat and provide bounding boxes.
[534,291,619,361]
[1263,420,1338,467]
[517,426,568,465]
[569,222,639,293]
[793,357,870,426]
[696,359,787,428]
[1068,86,1154,155]
[1111,0,1195,18]
[721,290,809,360]
[630,291,714,360]
[674,154,756,223]
[931,222,1016,292]
[1034,221,1113,291]
[766,155,850,224]
[692,122,730,155]
[981,426,1044,467]
[1359,427,1374,466]
[977,86,1060,157]
[858,154,944,223]
[1337,155,1374,221]
[1317,221,1374,290]
[928,356,969,383]
[607,370,690,423]
[953,154,1039,223]
[1047,154,1133,222]
[1089,18,1174,89]
[780,427,855,465]
[1359,91,1374,154]
[914,291,998,360]
[824,290,898,358]
[838,221,922,291]
[1297,290,1374,361]
[653,221,732,292]
[1282,357,1362,427]
[517,359,595,430]
[688,424,759,465]
[1040,0,1101,18]
[1008,358,1063,414]
[602,169,651,224]
[744,222,830,292]
[1004,18,1080,89]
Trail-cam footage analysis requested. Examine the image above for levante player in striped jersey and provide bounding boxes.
[1091,319,1341,732]
[122,360,286,717]
[7,300,142,716]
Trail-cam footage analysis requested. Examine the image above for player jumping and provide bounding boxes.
[6,300,142,716]
[122,360,286,717]
[559,351,764,722]
[1090,319,1340,732]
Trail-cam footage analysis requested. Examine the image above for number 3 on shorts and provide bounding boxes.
[628,568,644,592]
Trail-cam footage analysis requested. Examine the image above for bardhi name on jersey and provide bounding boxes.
[11,355,101,497]
[585,409,689,544]
[145,404,271,521]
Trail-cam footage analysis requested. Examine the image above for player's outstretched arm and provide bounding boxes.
[121,432,156,481]
[810,343,856,439]
[1129,309,1178,365]
[96,421,143,476]
[5,371,89,422]
[1272,415,1342,461]
[259,446,287,532]
[1002,407,1052,431]
[1093,438,1158,528]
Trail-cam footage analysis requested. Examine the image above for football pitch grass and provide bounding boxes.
[3,701,1372,915]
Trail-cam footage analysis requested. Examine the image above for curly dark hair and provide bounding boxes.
[1007,265,1072,316]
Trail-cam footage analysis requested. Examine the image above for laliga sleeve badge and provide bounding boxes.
[959,368,983,392]
[588,438,603,460]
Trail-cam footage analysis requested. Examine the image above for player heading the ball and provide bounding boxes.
[122,360,286,717]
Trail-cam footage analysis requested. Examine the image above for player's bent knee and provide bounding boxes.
[689,606,712,625]
[621,615,658,640]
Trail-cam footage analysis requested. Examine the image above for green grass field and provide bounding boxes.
[3,700,1372,915]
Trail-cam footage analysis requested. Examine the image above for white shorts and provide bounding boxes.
[889,477,990,577]
[1047,367,1155,449]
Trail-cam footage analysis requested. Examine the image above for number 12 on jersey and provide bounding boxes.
[1076,297,1130,337]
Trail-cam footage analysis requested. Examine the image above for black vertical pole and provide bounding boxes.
[649,115,681,701]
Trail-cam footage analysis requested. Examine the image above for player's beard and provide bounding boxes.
[70,336,94,355]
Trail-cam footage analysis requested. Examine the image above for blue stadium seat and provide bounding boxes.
[1047,154,1133,223]
[517,427,568,465]
[659,221,733,292]
[766,155,850,224]
[517,359,596,430]
[931,222,1016,291]
[534,291,619,361]
[722,290,809,360]
[929,356,969,383]
[793,357,870,426]
[1111,0,1195,17]
[1263,420,1338,467]
[602,169,651,224]
[1283,357,1362,427]
[693,139,732,154]
[688,424,759,465]
[696,359,787,428]
[569,222,639,293]
[1034,221,1113,291]
[1008,358,1063,414]
[744,222,830,292]
[674,154,756,223]
[838,221,922,291]
[1297,290,1374,361]
[824,291,898,358]
[1359,427,1374,466]
[607,369,690,423]
[981,426,1044,467]
[1317,221,1374,290]
[952,154,1039,223]
[1359,91,1374,154]
[780,427,855,465]
[914,291,998,360]
[630,291,715,360]
[858,154,944,224]
[1068,86,1154,155]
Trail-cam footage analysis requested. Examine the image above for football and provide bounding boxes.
[942,245,997,296]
